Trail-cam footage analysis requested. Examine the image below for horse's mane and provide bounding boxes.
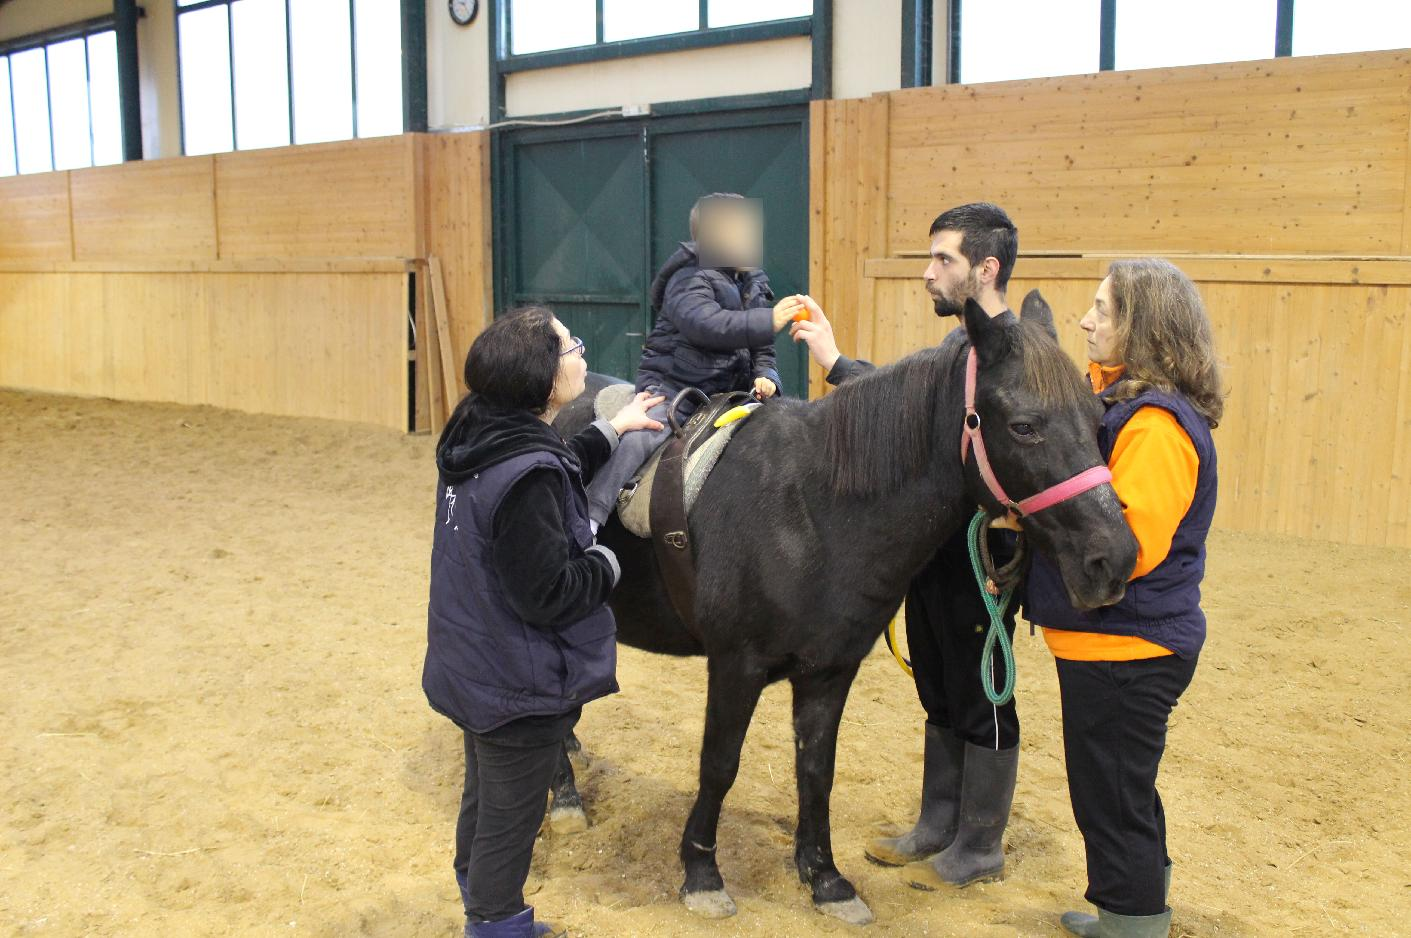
[823,340,963,497]
[822,319,1090,497]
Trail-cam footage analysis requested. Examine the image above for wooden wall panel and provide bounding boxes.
[0,132,499,431]
[0,173,72,261]
[70,158,217,261]
[214,136,418,259]
[421,131,494,399]
[885,50,1411,256]
[200,273,407,427]
[0,270,408,429]
[809,96,891,397]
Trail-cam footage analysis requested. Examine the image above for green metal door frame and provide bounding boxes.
[491,103,811,392]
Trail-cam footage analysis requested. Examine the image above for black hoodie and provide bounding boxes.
[436,396,622,631]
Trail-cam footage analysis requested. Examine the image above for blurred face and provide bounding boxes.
[1080,277,1121,366]
[697,198,764,270]
[549,317,587,409]
[923,230,978,318]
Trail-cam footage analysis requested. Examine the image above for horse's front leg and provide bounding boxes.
[547,735,588,834]
[791,662,874,925]
[679,654,768,919]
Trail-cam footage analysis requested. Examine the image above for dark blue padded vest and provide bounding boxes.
[422,449,618,734]
[1026,384,1218,659]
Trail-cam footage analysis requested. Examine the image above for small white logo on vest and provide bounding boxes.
[445,485,457,525]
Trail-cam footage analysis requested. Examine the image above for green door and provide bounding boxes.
[505,130,650,380]
[649,117,810,399]
[496,106,809,398]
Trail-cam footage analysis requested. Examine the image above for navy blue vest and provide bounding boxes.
[422,450,618,734]
[1026,384,1218,659]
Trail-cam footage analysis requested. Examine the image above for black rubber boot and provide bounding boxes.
[865,724,965,866]
[902,742,1018,889]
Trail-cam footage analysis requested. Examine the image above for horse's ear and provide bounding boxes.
[965,297,1014,363]
[1019,289,1058,340]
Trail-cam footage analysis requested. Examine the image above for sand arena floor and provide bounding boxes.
[1,389,1407,937]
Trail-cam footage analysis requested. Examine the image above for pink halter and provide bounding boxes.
[960,348,1113,517]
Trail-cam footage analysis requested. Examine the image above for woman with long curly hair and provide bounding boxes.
[1026,259,1224,938]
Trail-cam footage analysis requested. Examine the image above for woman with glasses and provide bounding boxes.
[422,307,664,938]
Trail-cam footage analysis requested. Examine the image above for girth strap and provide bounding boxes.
[649,388,753,632]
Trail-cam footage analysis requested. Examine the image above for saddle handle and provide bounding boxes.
[667,388,712,436]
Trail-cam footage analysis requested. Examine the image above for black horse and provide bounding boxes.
[550,294,1137,925]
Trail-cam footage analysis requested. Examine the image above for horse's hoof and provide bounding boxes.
[548,805,589,835]
[816,896,874,926]
[681,888,737,919]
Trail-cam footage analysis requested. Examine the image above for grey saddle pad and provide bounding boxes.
[592,384,758,539]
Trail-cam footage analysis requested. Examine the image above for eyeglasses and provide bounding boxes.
[561,337,586,358]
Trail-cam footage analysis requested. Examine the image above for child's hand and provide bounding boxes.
[610,392,666,436]
[772,295,806,331]
[753,377,778,399]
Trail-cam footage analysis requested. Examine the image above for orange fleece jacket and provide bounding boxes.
[1041,363,1200,661]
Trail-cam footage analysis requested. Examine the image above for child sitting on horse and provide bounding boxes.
[585,192,803,532]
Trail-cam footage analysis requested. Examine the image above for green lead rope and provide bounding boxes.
[967,509,1017,706]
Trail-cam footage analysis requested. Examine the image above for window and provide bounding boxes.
[707,0,811,29]
[603,0,697,43]
[954,0,1411,85]
[1293,0,1411,57]
[509,0,596,54]
[175,0,403,155]
[1114,0,1276,71]
[958,0,1101,84]
[504,0,812,57]
[0,28,124,177]
[0,60,15,177]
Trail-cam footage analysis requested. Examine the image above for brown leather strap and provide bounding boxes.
[651,428,698,630]
[649,389,755,632]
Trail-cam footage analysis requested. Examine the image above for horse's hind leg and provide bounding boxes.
[791,662,874,925]
[679,656,768,919]
[548,738,589,834]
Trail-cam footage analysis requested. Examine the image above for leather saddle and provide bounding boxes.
[592,384,760,628]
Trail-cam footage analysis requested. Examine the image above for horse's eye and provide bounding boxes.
[1010,422,1036,437]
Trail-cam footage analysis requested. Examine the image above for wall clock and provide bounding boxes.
[449,0,478,27]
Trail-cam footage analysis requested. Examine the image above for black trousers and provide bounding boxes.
[904,528,1020,750]
[1057,654,1198,916]
[453,729,564,922]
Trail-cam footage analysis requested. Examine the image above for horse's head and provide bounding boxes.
[963,292,1137,609]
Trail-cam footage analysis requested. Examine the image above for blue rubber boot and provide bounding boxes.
[465,908,567,938]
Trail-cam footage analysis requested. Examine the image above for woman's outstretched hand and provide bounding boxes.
[610,392,667,436]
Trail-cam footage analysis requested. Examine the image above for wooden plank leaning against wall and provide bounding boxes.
[0,132,494,433]
[808,49,1411,550]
